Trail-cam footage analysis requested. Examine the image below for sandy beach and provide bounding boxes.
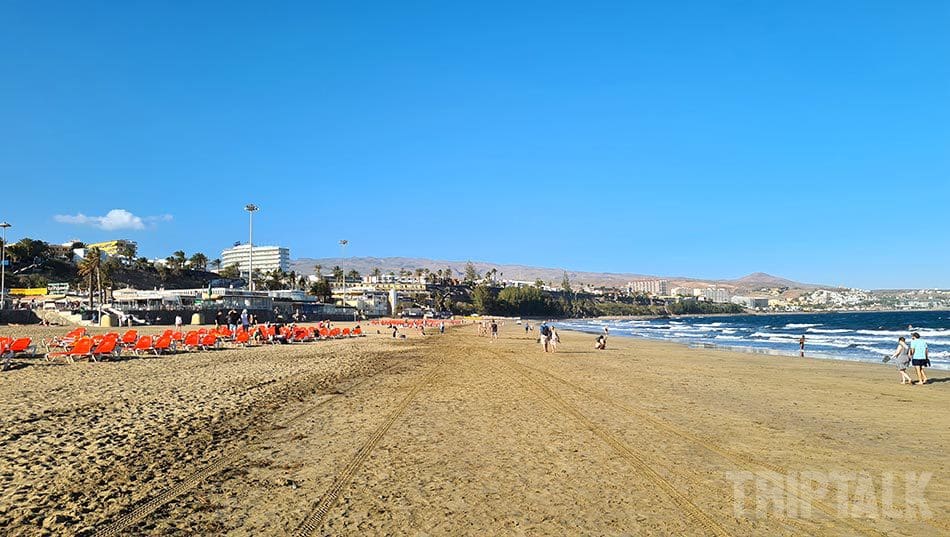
[0,322,947,536]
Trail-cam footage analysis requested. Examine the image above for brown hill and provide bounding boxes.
[290,257,823,290]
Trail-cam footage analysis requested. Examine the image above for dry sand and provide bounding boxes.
[0,322,947,536]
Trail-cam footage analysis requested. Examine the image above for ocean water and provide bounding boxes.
[557,311,950,371]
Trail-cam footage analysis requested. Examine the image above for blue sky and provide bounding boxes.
[1,1,947,288]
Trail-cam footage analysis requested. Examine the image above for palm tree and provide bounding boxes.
[211,258,222,272]
[314,264,323,280]
[77,248,102,306]
[188,252,209,271]
[172,250,187,270]
[220,263,240,279]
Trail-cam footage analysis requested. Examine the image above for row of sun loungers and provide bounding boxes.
[1,324,364,368]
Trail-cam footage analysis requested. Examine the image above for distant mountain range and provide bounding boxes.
[290,257,823,291]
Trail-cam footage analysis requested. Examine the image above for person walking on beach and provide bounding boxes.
[240,309,250,332]
[490,320,498,342]
[227,309,239,332]
[909,332,930,385]
[439,321,445,334]
[799,335,806,357]
[539,323,551,352]
[886,336,914,384]
[549,326,559,352]
[175,315,183,331]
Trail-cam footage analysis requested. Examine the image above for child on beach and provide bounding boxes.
[885,336,914,384]
[549,327,559,352]
[909,332,930,385]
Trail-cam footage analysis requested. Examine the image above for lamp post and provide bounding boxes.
[339,239,348,302]
[0,222,9,310]
[245,204,259,291]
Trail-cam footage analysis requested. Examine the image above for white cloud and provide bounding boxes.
[54,209,173,231]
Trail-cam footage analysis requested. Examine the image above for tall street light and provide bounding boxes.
[339,239,348,301]
[0,222,9,310]
[245,204,259,291]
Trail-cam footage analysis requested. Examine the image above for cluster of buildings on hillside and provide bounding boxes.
[628,280,736,305]
[622,279,950,312]
[43,239,138,262]
[643,282,950,312]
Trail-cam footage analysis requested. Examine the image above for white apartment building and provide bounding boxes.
[627,279,669,296]
[701,288,731,303]
[732,296,770,309]
[670,286,693,296]
[220,244,290,277]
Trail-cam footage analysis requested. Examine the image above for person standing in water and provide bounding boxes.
[886,336,914,385]
[909,332,930,385]
[799,335,806,357]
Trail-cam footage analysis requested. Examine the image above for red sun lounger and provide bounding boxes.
[90,337,120,361]
[45,337,95,363]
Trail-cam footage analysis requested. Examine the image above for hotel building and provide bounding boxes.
[220,244,290,277]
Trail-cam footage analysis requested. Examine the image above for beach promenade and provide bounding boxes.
[0,323,947,536]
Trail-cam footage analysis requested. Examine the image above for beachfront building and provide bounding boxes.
[220,244,290,279]
[343,291,391,317]
[731,296,770,309]
[86,239,137,257]
[701,288,731,303]
[670,286,693,296]
[627,279,669,296]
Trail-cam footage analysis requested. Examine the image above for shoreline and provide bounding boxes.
[558,326,910,369]
[589,307,950,321]
[555,321,950,371]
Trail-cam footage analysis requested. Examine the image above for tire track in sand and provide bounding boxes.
[293,359,443,537]
[492,356,733,537]
[91,358,410,537]
[511,357,895,537]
